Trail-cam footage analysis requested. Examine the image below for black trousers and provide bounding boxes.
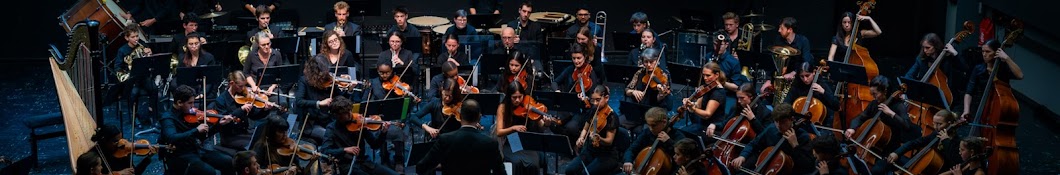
[166,150,234,175]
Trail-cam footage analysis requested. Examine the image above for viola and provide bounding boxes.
[262,164,294,175]
[183,108,239,125]
[112,139,174,158]
[328,74,366,92]
[640,66,669,92]
[507,70,529,89]
[235,89,283,109]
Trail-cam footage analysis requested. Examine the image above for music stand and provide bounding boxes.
[611,32,640,51]
[402,36,424,54]
[465,93,504,115]
[667,62,701,87]
[344,0,382,17]
[531,91,585,113]
[256,64,302,87]
[354,97,412,121]
[899,77,950,110]
[545,37,575,58]
[603,63,640,84]
[507,132,575,157]
[479,54,509,75]
[341,36,363,54]
[129,54,174,83]
[272,37,301,63]
[468,14,502,29]
[174,65,225,95]
[619,101,653,125]
[826,61,869,86]
[460,35,495,62]
[407,141,435,166]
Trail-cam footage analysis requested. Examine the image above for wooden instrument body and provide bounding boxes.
[714,116,757,162]
[634,147,673,175]
[982,80,1020,175]
[754,147,793,175]
[837,44,878,130]
[794,97,826,124]
[852,117,891,165]
[905,149,945,175]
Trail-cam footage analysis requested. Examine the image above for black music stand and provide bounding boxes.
[356,97,412,121]
[899,77,950,110]
[256,64,302,87]
[174,65,225,95]
[826,61,869,86]
[272,37,301,63]
[468,14,502,29]
[342,36,363,54]
[667,62,701,87]
[611,32,640,51]
[465,93,504,115]
[603,63,640,84]
[403,36,424,54]
[479,54,509,75]
[545,37,575,58]
[129,54,174,83]
[507,131,575,157]
[619,101,653,125]
[532,91,585,113]
[460,35,495,61]
[407,141,435,166]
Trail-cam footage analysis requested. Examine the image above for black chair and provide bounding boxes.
[22,113,64,167]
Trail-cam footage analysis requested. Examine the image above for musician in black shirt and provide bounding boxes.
[159,85,235,174]
[176,32,216,68]
[386,6,421,38]
[506,1,542,43]
[325,2,362,37]
[320,97,399,175]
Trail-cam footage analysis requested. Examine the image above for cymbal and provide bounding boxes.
[199,11,228,19]
[770,46,800,57]
[743,13,766,18]
[751,24,776,31]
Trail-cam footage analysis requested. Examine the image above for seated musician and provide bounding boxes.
[562,85,620,175]
[961,39,1024,120]
[76,149,105,175]
[209,71,272,153]
[293,59,347,144]
[233,151,261,175]
[723,84,773,136]
[171,16,207,54]
[320,96,399,175]
[444,10,478,37]
[111,23,157,129]
[628,28,664,68]
[415,99,506,174]
[729,103,816,175]
[176,32,216,68]
[551,43,600,130]
[243,0,278,16]
[621,107,688,174]
[842,76,920,174]
[705,34,747,91]
[811,133,849,175]
[428,62,462,101]
[246,5,286,40]
[762,17,815,93]
[493,27,520,55]
[784,63,840,123]
[827,12,882,62]
[496,81,559,175]
[79,125,152,175]
[316,30,364,75]
[436,34,469,67]
[629,12,649,35]
[386,6,421,38]
[243,31,284,94]
[379,31,417,70]
[625,48,672,108]
[940,137,988,175]
[506,1,542,43]
[682,62,728,138]
[495,50,533,93]
[362,62,416,170]
[411,78,464,137]
[575,26,606,80]
[721,12,740,55]
[325,1,362,37]
[903,33,965,88]
[159,85,235,174]
[886,110,963,173]
[674,138,708,175]
[250,115,300,174]
[565,7,601,41]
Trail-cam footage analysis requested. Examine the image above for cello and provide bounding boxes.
[850,84,904,165]
[713,92,767,166]
[793,60,829,124]
[632,94,691,175]
[899,119,967,175]
[836,0,880,130]
[966,21,1022,175]
[907,21,975,135]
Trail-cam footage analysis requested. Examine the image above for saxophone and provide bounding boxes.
[117,45,148,82]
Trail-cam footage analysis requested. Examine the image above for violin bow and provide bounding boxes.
[347,93,373,175]
[639,45,667,96]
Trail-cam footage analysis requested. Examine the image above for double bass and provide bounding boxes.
[836,0,880,129]
[966,21,1021,175]
[907,21,974,135]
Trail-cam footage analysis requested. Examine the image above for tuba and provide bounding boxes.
[116,45,148,82]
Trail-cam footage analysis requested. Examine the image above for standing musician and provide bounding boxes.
[903,33,965,91]
[625,48,672,108]
[444,10,478,37]
[495,81,560,175]
[243,31,284,95]
[176,32,216,68]
[721,12,740,55]
[325,1,362,37]
[411,78,464,137]
[674,138,707,175]
[80,125,154,175]
[629,12,649,35]
[705,34,747,91]
[939,137,989,175]
[436,34,469,67]
[565,7,601,41]
[843,76,920,174]
[386,6,421,38]
[250,116,301,175]
[247,5,286,40]
[210,71,273,153]
[628,28,664,67]
[960,39,1024,120]
[159,85,235,174]
[562,85,620,175]
[886,110,963,174]
[111,24,157,128]
[507,1,542,43]
[320,96,400,175]
[729,103,816,175]
[682,62,728,138]
[76,148,105,175]
[233,151,260,175]
[415,99,507,174]
[784,63,840,122]
[826,12,882,62]
[294,59,350,145]
[762,17,814,93]
[620,107,687,174]
[171,15,207,54]
[811,133,848,175]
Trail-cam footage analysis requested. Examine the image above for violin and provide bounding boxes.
[455,75,480,94]
[441,102,463,122]
[183,108,239,125]
[262,164,295,175]
[112,139,174,158]
[640,66,669,92]
[583,104,612,147]
[573,65,593,108]
[513,96,560,124]
[327,74,367,92]
[382,75,420,100]
[234,89,283,109]
[276,137,330,160]
[345,113,389,132]
[507,70,530,90]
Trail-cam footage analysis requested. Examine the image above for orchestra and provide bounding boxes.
[57,0,1036,174]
